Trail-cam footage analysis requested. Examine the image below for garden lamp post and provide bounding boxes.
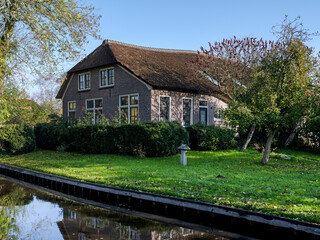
[178,144,190,166]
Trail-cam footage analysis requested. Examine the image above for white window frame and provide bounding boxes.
[199,100,208,125]
[119,93,139,123]
[214,107,223,121]
[78,72,91,91]
[159,96,171,122]
[68,101,76,119]
[85,98,103,123]
[99,67,115,88]
[182,98,193,127]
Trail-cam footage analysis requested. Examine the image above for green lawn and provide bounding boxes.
[0,149,319,224]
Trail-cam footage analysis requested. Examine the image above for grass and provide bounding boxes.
[0,148,319,224]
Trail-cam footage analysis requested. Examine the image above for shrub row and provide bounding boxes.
[0,124,36,154]
[34,121,189,157]
[186,124,237,151]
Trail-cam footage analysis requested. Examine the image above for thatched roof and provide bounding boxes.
[57,40,225,99]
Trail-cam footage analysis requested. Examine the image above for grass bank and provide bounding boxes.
[0,149,319,224]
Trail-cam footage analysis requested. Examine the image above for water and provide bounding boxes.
[0,178,233,240]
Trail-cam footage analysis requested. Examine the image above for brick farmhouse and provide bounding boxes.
[56,40,228,126]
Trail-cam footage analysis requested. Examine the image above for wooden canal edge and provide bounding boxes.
[0,163,319,240]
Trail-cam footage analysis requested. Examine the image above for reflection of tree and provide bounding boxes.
[0,179,34,239]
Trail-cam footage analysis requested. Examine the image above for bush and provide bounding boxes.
[34,117,69,150]
[187,124,237,151]
[0,124,36,154]
[292,116,320,153]
[34,121,189,157]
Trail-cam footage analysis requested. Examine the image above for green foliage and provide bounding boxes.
[34,121,189,157]
[293,116,320,153]
[187,124,237,151]
[0,83,54,126]
[0,0,101,104]
[34,117,69,150]
[0,124,35,154]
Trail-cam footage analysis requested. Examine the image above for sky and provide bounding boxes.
[81,0,320,60]
[29,0,320,96]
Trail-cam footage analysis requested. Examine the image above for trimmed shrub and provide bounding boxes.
[187,124,237,151]
[0,124,36,154]
[68,124,120,154]
[34,118,69,150]
[34,121,189,157]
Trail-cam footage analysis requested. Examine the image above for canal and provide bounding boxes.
[0,177,242,240]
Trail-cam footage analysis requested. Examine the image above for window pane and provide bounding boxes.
[108,69,114,85]
[69,102,76,110]
[100,70,107,86]
[120,96,128,106]
[160,97,170,121]
[87,100,94,109]
[199,101,208,107]
[130,95,139,105]
[79,75,84,89]
[130,107,138,123]
[95,109,103,123]
[214,108,223,119]
[120,107,128,123]
[85,73,90,89]
[183,99,192,127]
[95,99,102,108]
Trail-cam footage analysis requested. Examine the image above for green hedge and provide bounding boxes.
[34,121,189,157]
[187,124,237,151]
[34,119,69,150]
[0,124,36,154]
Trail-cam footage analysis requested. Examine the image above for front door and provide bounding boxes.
[199,108,207,124]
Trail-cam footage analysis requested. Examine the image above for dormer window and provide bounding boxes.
[78,72,90,90]
[100,68,114,87]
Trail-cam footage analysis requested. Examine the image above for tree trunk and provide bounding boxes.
[0,6,16,100]
[284,124,301,148]
[240,124,256,152]
[262,129,277,165]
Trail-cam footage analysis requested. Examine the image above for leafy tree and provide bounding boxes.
[253,39,319,164]
[1,83,53,125]
[32,71,64,115]
[192,37,277,151]
[0,0,101,99]
[194,17,319,164]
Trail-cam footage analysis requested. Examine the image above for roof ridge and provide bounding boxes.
[102,39,197,54]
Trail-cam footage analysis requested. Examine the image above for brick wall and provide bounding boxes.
[62,64,152,122]
[151,89,227,126]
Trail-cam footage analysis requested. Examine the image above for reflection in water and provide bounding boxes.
[0,178,229,240]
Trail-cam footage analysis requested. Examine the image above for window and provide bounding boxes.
[214,107,223,120]
[86,98,103,123]
[159,96,170,121]
[119,94,139,123]
[183,98,193,127]
[100,68,114,87]
[199,100,208,124]
[78,73,90,90]
[68,101,76,120]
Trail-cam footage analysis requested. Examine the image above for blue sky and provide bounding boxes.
[82,0,320,59]
[29,0,320,96]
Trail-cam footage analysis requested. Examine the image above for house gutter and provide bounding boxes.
[0,164,319,240]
